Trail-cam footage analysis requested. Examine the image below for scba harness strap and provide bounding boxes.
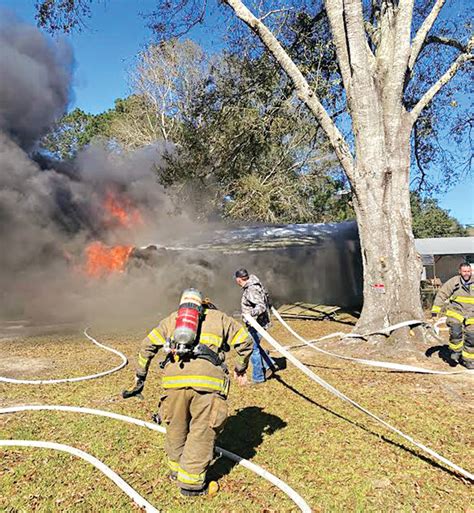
[160,339,227,373]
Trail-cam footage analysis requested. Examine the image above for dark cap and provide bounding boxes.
[234,268,249,279]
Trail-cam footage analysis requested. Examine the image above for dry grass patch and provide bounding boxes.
[1,320,472,512]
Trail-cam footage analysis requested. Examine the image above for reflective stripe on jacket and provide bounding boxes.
[135,308,252,395]
[431,275,474,320]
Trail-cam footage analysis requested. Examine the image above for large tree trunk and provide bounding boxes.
[351,117,424,341]
[223,0,469,349]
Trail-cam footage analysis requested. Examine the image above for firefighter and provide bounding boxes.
[431,262,474,369]
[123,290,253,496]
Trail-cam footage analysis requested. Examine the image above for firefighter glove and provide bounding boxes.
[122,376,145,399]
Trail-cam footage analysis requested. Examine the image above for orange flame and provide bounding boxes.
[84,241,133,278]
[103,188,143,228]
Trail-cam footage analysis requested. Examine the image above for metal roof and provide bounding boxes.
[415,237,474,256]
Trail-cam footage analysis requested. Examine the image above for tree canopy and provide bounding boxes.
[35,0,473,336]
[41,36,467,235]
[410,192,467,238]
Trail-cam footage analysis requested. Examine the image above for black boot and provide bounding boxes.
[180,487,208,497]
[180,481,219,497]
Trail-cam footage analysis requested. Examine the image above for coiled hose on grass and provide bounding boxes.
[0,329,127,384]
[272,308,468,375]
[0,405,311,513]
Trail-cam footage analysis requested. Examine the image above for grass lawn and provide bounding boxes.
[0,319,472,512]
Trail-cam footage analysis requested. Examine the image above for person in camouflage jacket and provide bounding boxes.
[235,268,277,383]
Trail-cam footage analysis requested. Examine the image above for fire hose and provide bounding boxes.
[245,314,474,482]
[0,439,159,513]
[0,329,127,384]
[272,309,469,375]
[0,326,311,513]
[0,405,311,513]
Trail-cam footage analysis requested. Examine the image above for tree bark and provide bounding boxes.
[350,115,424,341]
[223,0,470,348]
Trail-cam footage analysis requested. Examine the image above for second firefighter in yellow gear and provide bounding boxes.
[431,263,474,369]
[132,298,253,495]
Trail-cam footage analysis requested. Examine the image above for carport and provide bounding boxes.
[415,237,474,284]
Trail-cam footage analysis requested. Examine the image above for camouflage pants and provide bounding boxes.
[159,388,228,490]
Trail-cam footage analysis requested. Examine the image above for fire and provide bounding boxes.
[103,188,143,228]
[84,241,133,278]
[79,188,142,278]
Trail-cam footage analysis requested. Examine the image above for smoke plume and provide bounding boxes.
[0,14,201,325]
[0,12,72,149]
[0,14,362,330]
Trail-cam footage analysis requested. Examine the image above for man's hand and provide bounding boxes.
[122,376,145,399]
[234,370,247,386]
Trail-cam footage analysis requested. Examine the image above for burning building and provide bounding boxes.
[0,15,362,325]
[0,15,190,323]
[135,220,363,311]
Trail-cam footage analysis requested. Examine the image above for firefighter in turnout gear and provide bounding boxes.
[431,263,474,369]
[124,289,253,496]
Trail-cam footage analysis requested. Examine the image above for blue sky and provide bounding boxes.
[1,0,472,224]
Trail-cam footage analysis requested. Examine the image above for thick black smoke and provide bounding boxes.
[0,14,361,328]
[0,12,72,149]
[0,13,73,319]
[0,14,197,324]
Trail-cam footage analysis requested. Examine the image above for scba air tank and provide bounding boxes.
[173,288,203,350]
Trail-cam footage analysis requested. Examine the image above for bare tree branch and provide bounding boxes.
[260,8,292,22]
[411,120,428,191]
[380,0,414,142]
[410,40,473,123]
[223,0,355,178]
[343,0,376,70]
[408,0,447,72]
[424,35,468,53]
[324,0,352,90]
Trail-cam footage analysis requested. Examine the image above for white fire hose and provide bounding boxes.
[272,309,469,375]
[0,326,311,513]
[245,314,474,482]
[0,438,160,513]
[0,405,311,513]
[0,329,127,384]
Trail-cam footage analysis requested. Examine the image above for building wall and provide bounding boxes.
[193,222,363,310]
[425,254,474,283]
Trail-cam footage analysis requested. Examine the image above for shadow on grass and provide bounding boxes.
[208,406,286,482]
[273,356,287,371]
[299,360,347,371]
[273,374,373,433]
[425,344,459,367]
[379,434,469,481]
[274,375,468,481]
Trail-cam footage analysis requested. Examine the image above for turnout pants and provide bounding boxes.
[446,314,474,365]
[159,388,228,490]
